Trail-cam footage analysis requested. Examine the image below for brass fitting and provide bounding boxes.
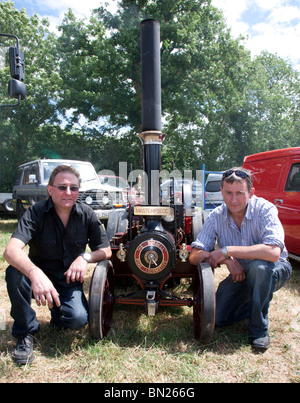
[179,243,189,262]
[116,243,127,262]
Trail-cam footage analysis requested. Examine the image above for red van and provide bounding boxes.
[243,147,300,261]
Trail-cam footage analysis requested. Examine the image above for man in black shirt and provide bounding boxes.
[4,165,111,364]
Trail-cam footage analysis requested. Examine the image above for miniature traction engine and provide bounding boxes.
[88,19,216,343]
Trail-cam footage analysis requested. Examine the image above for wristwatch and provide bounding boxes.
[81,252,92,262]
[221,246,230,259]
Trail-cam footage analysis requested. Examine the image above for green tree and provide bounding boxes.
[2,0,298,190]
[56,7,142,171]
[216,52,300,168]
[247,53,299,151]
[57,0,253,172]
[0,1,62,191]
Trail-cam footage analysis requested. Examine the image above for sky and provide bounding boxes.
[4,0,300,71]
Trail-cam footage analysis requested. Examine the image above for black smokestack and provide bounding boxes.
[139,19,164,206]
[140,19,162,132]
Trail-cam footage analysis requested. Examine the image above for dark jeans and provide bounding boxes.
[5,265,88,338]
[215,259,292,338]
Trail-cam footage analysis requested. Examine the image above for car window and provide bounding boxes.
[42,161,98,184]
[14,168,23,186]
[23,164,39,185]
[285,163,300,192]
[70,163,98,183]
[206,180,221,192]
[42,162,58,183]
[101,176,129,188]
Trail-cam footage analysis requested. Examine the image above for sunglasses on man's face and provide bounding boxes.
[222,170,249,179]
[52,185,79,192]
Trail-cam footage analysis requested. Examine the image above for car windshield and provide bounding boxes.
[161,179,201,192]
[100,176,129,189]
[42,162,98,184]
[206,180,221,192]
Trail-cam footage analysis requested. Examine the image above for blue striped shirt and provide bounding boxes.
[191,196,288,267]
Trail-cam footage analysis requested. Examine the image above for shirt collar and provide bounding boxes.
[45,197,54,212]
[245,196,256,220]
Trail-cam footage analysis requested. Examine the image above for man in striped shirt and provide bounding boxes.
[190,167,292,352]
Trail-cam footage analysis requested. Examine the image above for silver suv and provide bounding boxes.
[13,159,126,220]
[205,173,223,209]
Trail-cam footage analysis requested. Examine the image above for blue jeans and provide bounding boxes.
[215,259,292,338]
[5,266,88,338]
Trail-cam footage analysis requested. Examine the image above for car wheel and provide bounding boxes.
[3,199,13,212]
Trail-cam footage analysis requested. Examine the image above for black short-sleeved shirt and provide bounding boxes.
[12,198,109,287]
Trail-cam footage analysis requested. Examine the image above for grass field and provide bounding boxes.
[0,217,299,383]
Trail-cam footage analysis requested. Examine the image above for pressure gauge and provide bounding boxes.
[162,207,174,222]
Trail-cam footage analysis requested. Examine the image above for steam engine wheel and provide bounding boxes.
[193,263,216,343]
[89,260,114,339]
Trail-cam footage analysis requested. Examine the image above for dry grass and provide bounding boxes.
[0,217,299,383]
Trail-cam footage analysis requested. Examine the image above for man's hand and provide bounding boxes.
[29,268,60,309]
[225,258,246,282]
[209,249,226,268]
[208,250,246,282]
[64,255,88,284]
[64,247,112,285]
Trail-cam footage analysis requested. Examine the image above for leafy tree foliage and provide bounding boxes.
[0,0,299,192]
[0,1,62,190]
[56,0,253,172]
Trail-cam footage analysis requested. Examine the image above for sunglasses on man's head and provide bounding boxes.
[222,170,249,179]
[52,185,79,192]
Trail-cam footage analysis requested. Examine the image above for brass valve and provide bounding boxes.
[117,243,127,262]
[179,243,189,262]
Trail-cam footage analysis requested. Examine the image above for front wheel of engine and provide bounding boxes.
[89,260,114,339]
[193,263,215,344]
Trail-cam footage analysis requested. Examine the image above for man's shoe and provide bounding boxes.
[251,334,270,352]
[12,334,35,365]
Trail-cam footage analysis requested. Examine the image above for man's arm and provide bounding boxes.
[4,237,60,308]
[89,246,112,262]
[189,248,211,265]
[64,246,112,284]
[209,244,281,268]
[4,237,36,277]
[189,247,246,282]
[227,244,281,262]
